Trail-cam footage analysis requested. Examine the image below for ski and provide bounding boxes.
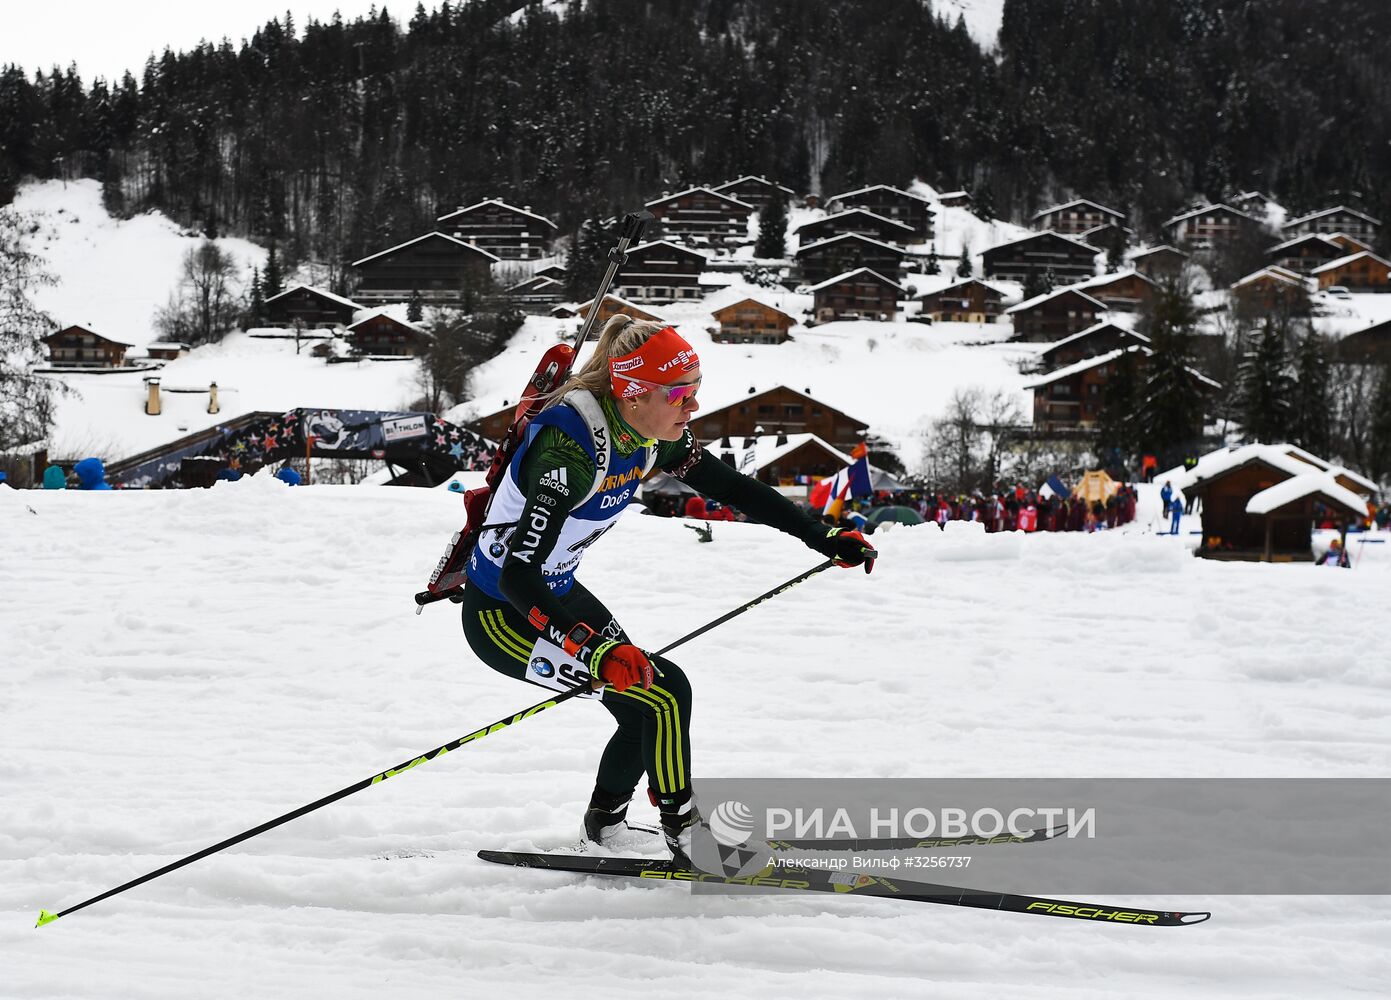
[477,850,1210,926]
[766,824,1068,852]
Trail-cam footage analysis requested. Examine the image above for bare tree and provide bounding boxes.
[0,208,65,451]
[920,387,1024,491]
[155,240,243,345]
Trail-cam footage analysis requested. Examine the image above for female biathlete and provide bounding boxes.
[461,316,875,862]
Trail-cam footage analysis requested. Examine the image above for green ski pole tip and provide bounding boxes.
[36,910,60,928]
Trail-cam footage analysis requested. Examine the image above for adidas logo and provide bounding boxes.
[539,467,570,496]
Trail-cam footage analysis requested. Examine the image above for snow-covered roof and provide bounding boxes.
[918,277,1008,299]
[1266,233,1344,254]
[346,310,427,334]
[1230,267,1309,290]
[937,190,970,200]
[264,283,364,309]
[435,199,558,229]
[712,175,795,196]
[1004,284,1107,315]
[1174,443,1316,493]
[711,297,796,322]
[1072,268,1154,292]
[727,432,854,471]
[627,239,711,260]
[1326,233,1371,251]
[1040,321,1149,356]
[828,184,933,206]
[694,384,868,426]
[574,293,666,320]
[795,232,907,257]
[644,186,755,212]
[507,275,564,292]
[806,267,906,293]
[1023,346,1148,388]
[982,229,1102,256]
[794,209,915,236]
[1031,198,1125,222]
[1128,244,1189,261]
[1163,203,1259,227]
[45,325,136,347]
[145,341,191,350]
[1245,472,1369,518]
[351,232,501,267]
[1283,205,1382,229]
[1310,251,1391,276]
[1275,444,1379,495]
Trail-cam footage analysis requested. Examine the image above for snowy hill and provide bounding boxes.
[2,483,1387,997]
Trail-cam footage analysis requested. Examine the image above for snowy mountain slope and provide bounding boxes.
[1,484,1387,998]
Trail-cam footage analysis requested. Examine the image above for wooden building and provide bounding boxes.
[347,313,431,356]
[826,185,934,239]
[809,268,905,323]
[711,298,796,344]
[1328,233,1371,255]
[1031,198,1125,236]
[41,326,133,368]
[1334,319,1391,363]
[795,232,906,285]
[688,385,870,452]
[1163,203,1260,249]
[938,190,972,208]
[265,285,364,328]
[917,278,1005,323]
[614,240,707,304]
[1266,233,1345,274]
[351,233,498,306]
[1181,444,1370,561]
[711,176,795,210]
[575,294,665,327]
[1230,267,1310,313]
[145,342,191,361]
[1282,206,1381,245]
[1128,245,1189,280]
[746,434,850,486]
[644,186,755,245]
[1311,251,1391,292]
[1039,322,1150,370]
[795,209,915,248]
[1004,287,1106,342]
[1025,347,1149,431]
[506,274,565,312]
[1073,270,1155,312]
[981,231,1101,285]
[435,199,558,259]
[1230,191,1274,216]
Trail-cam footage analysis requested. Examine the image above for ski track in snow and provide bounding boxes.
[2,482,1389,998]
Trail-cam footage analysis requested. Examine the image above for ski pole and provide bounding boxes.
[36,558,842,928]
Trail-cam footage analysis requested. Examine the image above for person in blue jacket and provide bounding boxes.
[43,465,68,489]
[73,457,112,490]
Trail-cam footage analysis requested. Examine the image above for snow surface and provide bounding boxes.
[2,483,1388,997]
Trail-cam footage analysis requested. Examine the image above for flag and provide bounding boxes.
[847,454,873,498]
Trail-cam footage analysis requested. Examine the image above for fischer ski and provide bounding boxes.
[477,850,1210,926]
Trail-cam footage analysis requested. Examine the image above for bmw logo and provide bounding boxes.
[531,657,555,678]
[489,542,505,558]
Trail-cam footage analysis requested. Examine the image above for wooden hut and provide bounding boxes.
[574,295,665,326]
[351,233,498,306]
[795,209,916,248]
[917,278,1005,323]
[1311,252,1391,292]
[265,285,364,328]
[1128,245,1189,280]
[41,326,134,368]
[795,233,906,285]
[1030,198,1126,236]
[1282,206,1380,245]
[347,313,432,356]
[825,185,934,239]
[644,186,755,245]
[688,385,869,452]
[711,298,796,344]
[435,199,558,259]
[809,268,904,322]
[711,176,795,211]
[981,231,1101,285]
[614,240,707,304]
[1163,203,1260,250]
[1004,286,1106,342]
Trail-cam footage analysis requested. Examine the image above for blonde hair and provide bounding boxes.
[545,314,668,407]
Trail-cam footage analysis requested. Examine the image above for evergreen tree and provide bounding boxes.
[407,287,424,323]
[1021,267,1045,301]
[264,244,284,298]
[0,209,62,450]
[565,218,607,303]
[1235,319,1294,442]
[1369,365,1391,484]
[957,244,972,278]
[1095,346,1141,463]
[1289,329,1332,455]
[925,242,941,275]
[1132,275,1206,463]
[754,196,788,260]
[248,266,265,323]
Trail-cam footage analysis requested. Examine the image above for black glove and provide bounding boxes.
[810,527,877,573]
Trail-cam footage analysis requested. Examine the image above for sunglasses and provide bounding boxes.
[627,376,702,406]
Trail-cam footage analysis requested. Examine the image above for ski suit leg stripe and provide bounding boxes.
[478,610,531,665]
[614,684,683,794]
[486,609,536,660]
[650,683,686,788]
[612,686,669,793]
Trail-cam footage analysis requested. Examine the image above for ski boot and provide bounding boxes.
[581,785,656,852]
[653,787,701,869]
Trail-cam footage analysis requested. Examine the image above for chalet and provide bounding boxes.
[1334,319,1391,364]
[1004,286,1106,342]
[711,298,796,344]
[1025,347,1150,432]
[1031,199,1125,236]
[435,199,558,260]
[809,268,905,323]
[1230,267,1310,313]
[1163,203,1260,249]
[1266,234,1345,274]
[1128,245,1189,280]
[1177,444,1371,562]
[981,231,1101,286]
[742,433,851,486]
[1311,251,1391,292]
[795,209,915,248]
[1328,233,1371,255]
[1078,221,1135,253]
[937,190,972,208]
[614,240,707,304]
[795,232,906,285]
[1039,321,1150,370]
[347,313,431,357]
[1072,270,1155,312]
[826,185,934,239]
[1282,206,1381,245]
[41,326,133,368]
[917,278,1005,323]
[575,294,665,327]
[265,285,363,328]
[145,342,191,361]
[1230,191,1274,216]
[688,385,870,452]
[711,176,795,210]
[351,233,498,306]
[644,186,755,245]
[506,274,565,312]
[535,263,567,281]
